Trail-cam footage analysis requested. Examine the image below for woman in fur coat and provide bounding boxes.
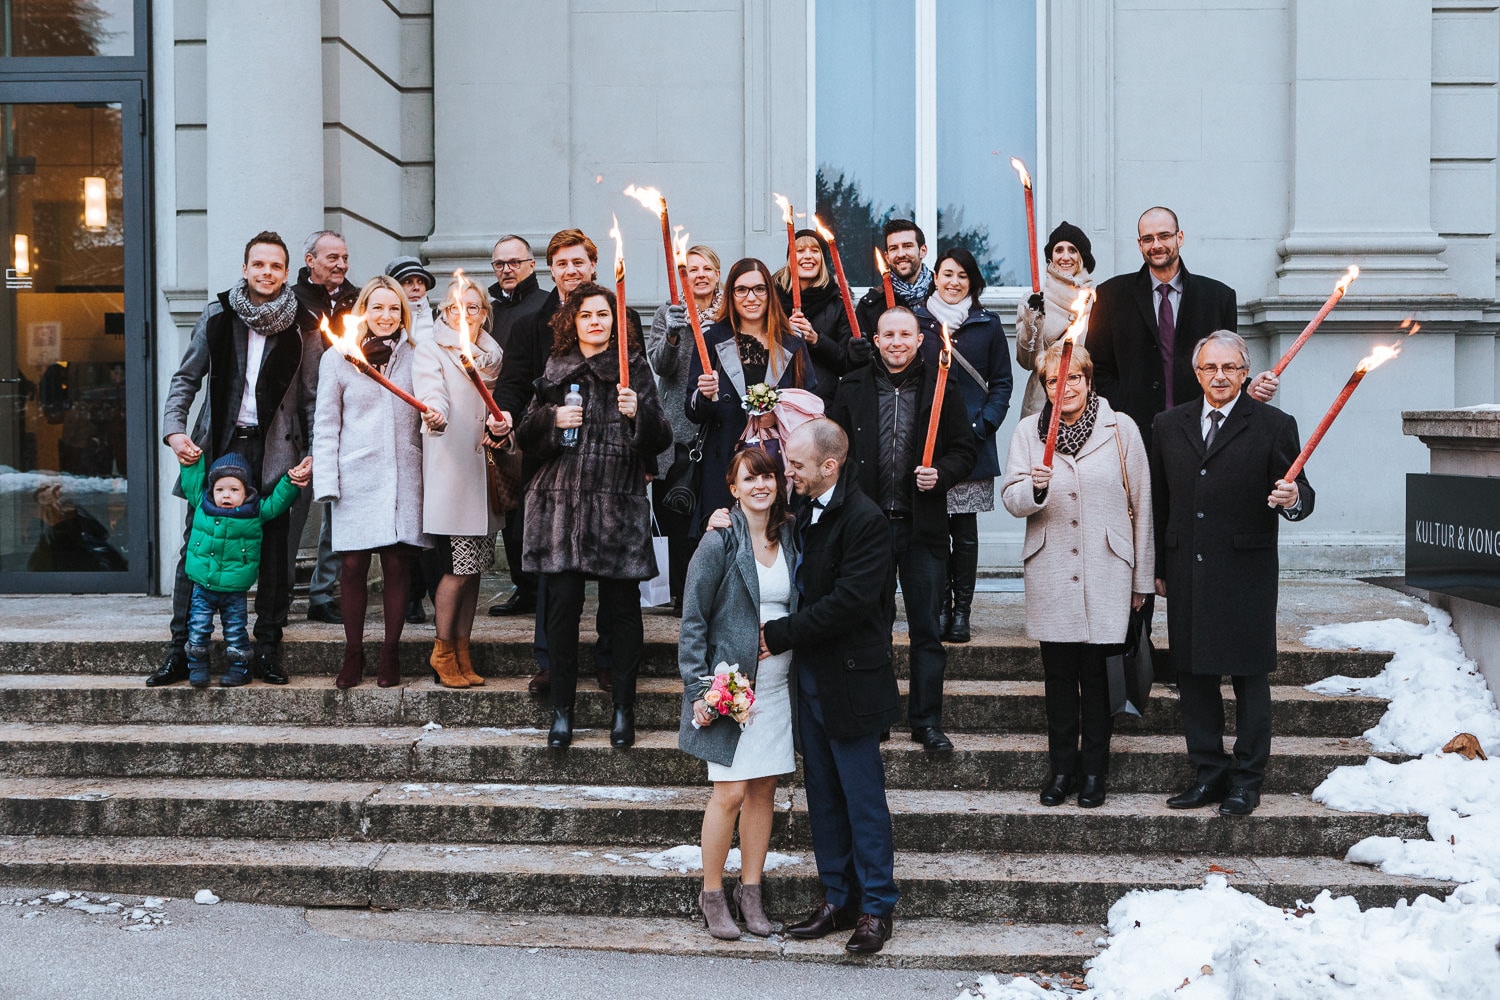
[517,282,673,752]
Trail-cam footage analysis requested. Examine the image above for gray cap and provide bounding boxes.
[384,255,435,290]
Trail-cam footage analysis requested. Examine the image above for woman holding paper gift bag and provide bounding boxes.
[677,446,798,941]
[1000,342,1153,810]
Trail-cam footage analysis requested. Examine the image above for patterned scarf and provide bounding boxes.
[1037,389,1100,457]
[227,280,299,336]
[891,264,934,306]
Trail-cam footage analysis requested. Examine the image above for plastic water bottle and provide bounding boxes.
[561,383,582,448]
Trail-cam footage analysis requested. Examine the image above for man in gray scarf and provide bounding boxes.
[148,231,312,688]
[855,219,935,338]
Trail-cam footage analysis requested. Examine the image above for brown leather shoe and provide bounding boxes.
[784,899,857,940]
[527,669,551,695]
[844,913,893,954]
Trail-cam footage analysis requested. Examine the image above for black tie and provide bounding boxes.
[1205,409,1224,450]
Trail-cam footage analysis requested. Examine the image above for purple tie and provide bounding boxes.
[1157,283,1176,408]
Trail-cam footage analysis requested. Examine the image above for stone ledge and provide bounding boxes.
[1403,406,1500,442]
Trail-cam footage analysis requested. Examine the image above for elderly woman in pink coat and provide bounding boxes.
[1001,342,1153,810]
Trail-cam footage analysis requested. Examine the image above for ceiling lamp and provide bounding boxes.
[83,176,108,230]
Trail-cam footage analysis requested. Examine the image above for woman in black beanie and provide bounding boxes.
[771,228,853,398]
[1015,221,1096,417]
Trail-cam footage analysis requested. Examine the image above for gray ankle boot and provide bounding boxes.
[733,883,774,936]
[699,888,741,940]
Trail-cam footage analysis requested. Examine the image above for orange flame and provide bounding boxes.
[811,214,836,243]
[772,192,794,228]
[874,248,889,276]
[1060,288,1097,346]
[622,184,666,218]
[321,314,368,363]
[1399,317,1421,337]
[446,268,478,367]
[1356,343,1401,374]
[1335,265,1359,294]
[609,213,625,282]
[938,322,953,366]
[671,225,691,267]
[1010,157,1032,190]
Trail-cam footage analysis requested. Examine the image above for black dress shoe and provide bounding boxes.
[307,602,343,625]
[785,899,858,940]
[1219,786,1261,816]
[844,913,893,954]
[145,652,188,687]
[595,668,613,693]
[1039,774,1074,806]
[487,591,537,617]
[946,609,971,643]
[610,706,635,749]
[1166,782,1227,809]
[547,708,573,749]
[1077,775,1107,808]
[253,650,289,686]
[910,727,954,753]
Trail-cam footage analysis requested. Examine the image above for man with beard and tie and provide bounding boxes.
[761,418,900,954]
[149,232,311,687]
[855,219,933,338]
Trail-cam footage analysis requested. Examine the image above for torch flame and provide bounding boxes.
[811,214,836,243]
[874,247,890,276]
[445,268,478,366]
[1060,288,1097,346]
[1336,265,1359,294]
[772,192,794,227]
[1010,157,1033,190]
[609,213,625,282]
[672,225,691,267]
[939,322,953,365]
[322,314,368,363]
[622,184,666,218]
[1356,343,1401,374]
[1399,316,1421,337]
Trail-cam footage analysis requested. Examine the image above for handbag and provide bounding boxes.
[1104,427,1155,717]
[660,423,708,517]
[639,515,673,608]
[485,441,523,516]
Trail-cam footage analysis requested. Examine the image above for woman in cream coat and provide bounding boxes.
[413,273,501,688]
[1001,342,1152,810]
[1014,221,1095,418]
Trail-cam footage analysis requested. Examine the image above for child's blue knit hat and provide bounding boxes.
[208,453,253,490]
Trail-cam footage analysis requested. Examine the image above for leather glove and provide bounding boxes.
[1026,292,1045,315]
[361,335,394,367]
[665,303,688,333]
[845,336,873,369]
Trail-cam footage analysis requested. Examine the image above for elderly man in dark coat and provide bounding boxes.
[762,419,900,955]
[1150,331,1314,817]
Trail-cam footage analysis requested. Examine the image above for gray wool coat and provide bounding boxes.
[677,508,799,767]
[312,339,428,552]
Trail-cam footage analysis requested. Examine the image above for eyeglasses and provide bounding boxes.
[732,284,770,299]
[1043,372,1085,389]
[1137,232,1178,246]
[1195,364,1246,375]
[491,258,532,271]
[446,303,483,316]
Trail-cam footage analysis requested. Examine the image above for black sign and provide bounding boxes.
[1407,474,1500,608]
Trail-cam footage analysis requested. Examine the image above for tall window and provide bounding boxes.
[814,0,1037,286]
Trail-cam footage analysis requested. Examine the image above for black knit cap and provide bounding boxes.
[384,255,435,291]
[794,227,830,259]
[1044,221,1094,274]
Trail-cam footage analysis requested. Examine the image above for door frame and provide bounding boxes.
[0,78,152,593]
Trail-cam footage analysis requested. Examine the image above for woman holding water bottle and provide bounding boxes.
[516,282,673,751]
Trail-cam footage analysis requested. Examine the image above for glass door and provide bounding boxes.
[0,79,148,591]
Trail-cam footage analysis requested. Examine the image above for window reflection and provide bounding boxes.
[2,0,135,58]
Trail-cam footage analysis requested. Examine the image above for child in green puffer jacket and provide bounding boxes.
[179,450,312,687]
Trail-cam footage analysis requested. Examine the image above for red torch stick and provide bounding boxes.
[922,325,953,467]
[814,215,862,339]
[610,214,630,389]
[1271,266,1360,377]
[1277,343,1401,496]
[1042,289,1097,467]
[624,184,678,305]
[875,248,895,310]
[321,316,429,413]
[673,227,713,373]
[774,193,801,313]
[1011,157,1040,294]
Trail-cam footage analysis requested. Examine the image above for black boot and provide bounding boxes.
[146,650,189,687]
[938,590,954,642]
[547,707,573,749]
[947,519,978,643]
[947,607,971,644]
[610,705,636,749]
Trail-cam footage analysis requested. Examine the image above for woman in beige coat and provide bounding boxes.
[1014,222,1095,418]
[1001,342,1152,809]
[412,273,501,688]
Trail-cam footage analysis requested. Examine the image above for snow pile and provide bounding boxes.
[1304,608,1500,753]
[622,845,803,873]
[961,974,1058,998]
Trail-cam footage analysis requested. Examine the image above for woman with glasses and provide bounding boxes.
[1000,341,1153,810]
[647,244,724,611]
[685,258,817,537]
[772,229,853,398]
[412,273,501,688]
[1015,222,1096,418]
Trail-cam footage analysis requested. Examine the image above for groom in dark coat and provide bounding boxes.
[761,418,900,954]
[1150,331,1314,817]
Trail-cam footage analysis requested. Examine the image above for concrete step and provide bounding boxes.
[0,637,1389,687]
[0,777,1428,857]
[0,674,1387,737]
[0,723,1403,794]
[0,835,1452,924]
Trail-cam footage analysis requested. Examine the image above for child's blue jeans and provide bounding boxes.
[186,584,252,685]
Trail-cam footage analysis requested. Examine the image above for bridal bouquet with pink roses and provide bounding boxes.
[701,663,755,728]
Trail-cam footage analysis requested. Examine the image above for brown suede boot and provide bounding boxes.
[429,639,469,688]
[454,637,484,686]
[699,888,741,941]
[734,883,774,936]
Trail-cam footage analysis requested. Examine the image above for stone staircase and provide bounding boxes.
[0,618,1452,968]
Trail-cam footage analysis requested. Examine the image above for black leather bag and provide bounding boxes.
[1106,608,1155,718]
[660,425,708,517]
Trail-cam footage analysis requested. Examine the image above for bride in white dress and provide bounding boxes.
[677,447,797,942]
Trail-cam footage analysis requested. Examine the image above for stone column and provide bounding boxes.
[204,2,324,291]
[1275,0,1454,297]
